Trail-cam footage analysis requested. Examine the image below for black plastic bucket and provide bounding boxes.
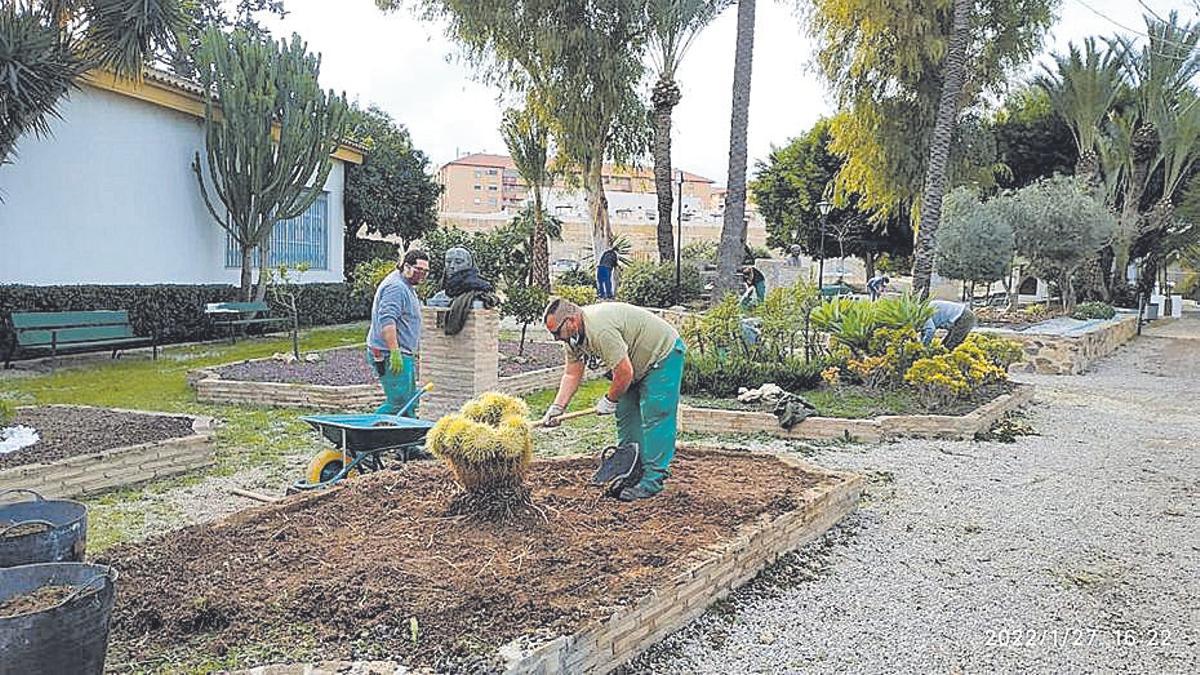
[0,489,88,568]
[0,562,118,675]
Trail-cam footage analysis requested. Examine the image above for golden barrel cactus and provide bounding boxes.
[425,393,534,515]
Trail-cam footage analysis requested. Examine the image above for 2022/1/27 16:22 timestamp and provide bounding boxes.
[983,626,1193,650]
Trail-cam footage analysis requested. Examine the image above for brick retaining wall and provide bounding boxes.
[679,384,1034,442]
[0,407,216,501]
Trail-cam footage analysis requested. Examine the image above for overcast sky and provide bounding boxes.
[265,0,1195,186]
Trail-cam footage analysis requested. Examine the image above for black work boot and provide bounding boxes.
[617,484,657,502]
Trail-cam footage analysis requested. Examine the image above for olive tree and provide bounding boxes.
[935,187,1015,296]
[1001,175,1116,310]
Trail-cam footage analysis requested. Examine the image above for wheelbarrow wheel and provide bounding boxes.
[305,449,358,485]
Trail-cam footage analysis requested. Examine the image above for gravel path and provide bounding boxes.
[631,314,1200,673]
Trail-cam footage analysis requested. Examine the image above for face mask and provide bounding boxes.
[568,331,584,349]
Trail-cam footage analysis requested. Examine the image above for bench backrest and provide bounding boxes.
[206,301,271,315]
[10,311,135,346]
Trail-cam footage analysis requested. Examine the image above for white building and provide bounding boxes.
[0,69,363,286]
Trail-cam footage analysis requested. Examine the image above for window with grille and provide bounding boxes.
[225,193,329,270]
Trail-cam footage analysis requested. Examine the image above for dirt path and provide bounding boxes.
[632,313,1200,673]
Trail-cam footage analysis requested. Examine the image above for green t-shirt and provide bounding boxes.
[566,303,680,381]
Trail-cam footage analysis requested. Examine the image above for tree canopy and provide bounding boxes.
[935,187,1014,284]
[344,105,440,251]
[750,119,913,276]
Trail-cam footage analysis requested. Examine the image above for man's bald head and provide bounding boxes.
[543,297,583,340]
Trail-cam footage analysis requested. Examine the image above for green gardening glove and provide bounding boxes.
[389,350,404,375]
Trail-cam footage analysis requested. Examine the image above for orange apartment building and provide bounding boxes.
[437,153,722,215]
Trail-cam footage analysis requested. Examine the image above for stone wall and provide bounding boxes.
[0,410,215,500]
[678,385,1034,442]
[996,314,1139,375]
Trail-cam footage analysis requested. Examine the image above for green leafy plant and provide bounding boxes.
[681,352,833,399]
[874,293,934,331]
[616,260,703,308]
[551,284,598,307]
[555,268,593,287]
[1070,301,1116,320]
[350,258,395,299]
[501,285,550,355]
[810,297,877,355]
[0,398,14,427]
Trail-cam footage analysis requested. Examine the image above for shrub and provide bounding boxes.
[963,333,1025,369]
[681,240,718,267]
[351,257,395,298]
[681,352,833,398]
[935,187,1015,284]
[502,285,550,354]
[849,326,930,389]
[344,232,397,271]
[616,260,703,308]
[0,398,13,427]
[0,283,370,348]
[1071,301,1116,320]
[811,293,932,357]
[425,393,534,519]
[555,268,593,287]
[875,252,912,275]
[552,284,598,307]
[904,341,1008,407]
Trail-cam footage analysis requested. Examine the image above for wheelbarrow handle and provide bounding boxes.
[0,488,45,502]
[532,408,596,428]
[396,382,435,418]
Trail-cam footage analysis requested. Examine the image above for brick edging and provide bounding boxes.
[0,406,217,500]
[679,383,1034,442]
[500,445,862,674]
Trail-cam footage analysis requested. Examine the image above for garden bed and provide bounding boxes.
[679,383,1033,442]
[101,446,861,673]
[0,405,215,499]
[192,341,573,409]
[982,312,1139,375]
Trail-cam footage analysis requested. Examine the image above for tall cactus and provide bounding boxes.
[192,27,348,300]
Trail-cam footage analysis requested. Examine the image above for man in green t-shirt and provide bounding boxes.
[540,298,687,502]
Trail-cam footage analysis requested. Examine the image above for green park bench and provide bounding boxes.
[4,310,157,369]
[204,301,294,344]
[820,283,856,298]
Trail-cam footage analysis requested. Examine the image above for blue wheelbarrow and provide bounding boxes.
[292,384,435,491]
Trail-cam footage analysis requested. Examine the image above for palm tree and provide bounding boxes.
[911,0,972,299]
[1034,38,1125,186]
[648,0,733,262]
[715,0,755,294]
[1,1,188,166]
[500,98,555,291]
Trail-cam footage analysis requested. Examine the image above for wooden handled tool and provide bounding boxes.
[532,408,596,428]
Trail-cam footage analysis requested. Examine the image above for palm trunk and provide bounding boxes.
[716,0,756,295]
[911,0,972,299]
[653,77,682,263]
[585,158,613,260]
[531,189,550,291]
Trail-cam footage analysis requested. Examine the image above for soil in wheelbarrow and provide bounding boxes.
[211,340,564,386]
[0,585,76,618]
[101,448,836,672]
[0,406,194,471]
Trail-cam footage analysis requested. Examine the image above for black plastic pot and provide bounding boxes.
[0,489,88,568]
[0,562,118,675]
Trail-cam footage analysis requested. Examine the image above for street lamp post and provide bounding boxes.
[675,169,684,305]
[817,199,832,291]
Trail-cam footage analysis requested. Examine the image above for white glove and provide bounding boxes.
[595,395,619,416]
[541,403,565,428]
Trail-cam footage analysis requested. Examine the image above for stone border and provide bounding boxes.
[678,384,1034,442]
[987,312,1139,375]
[0,405,216,500]
[232,446,862,675]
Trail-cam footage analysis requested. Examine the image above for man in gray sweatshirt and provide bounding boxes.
[367,249,429,416]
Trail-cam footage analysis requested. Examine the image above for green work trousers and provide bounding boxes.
[367,348,419,417]
[615,338,686,494]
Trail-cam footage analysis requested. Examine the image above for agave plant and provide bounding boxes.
[810,297,877,355]
[425,392,535,519]
[874,292,934,332]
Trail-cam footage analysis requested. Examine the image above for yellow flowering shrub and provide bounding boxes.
[820,365,842,387]
[963,333,1025,370]
[552,284,598,307]
[904,340,1009,407]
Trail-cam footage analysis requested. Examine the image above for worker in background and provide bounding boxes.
[740,264,766,308]
[922,300,977,350]
[366,249,429,417]
[597,246,618,300]
[867,274,890,301]
[540,298,686,502]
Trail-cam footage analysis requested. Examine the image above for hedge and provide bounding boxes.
[0,283,371,349]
